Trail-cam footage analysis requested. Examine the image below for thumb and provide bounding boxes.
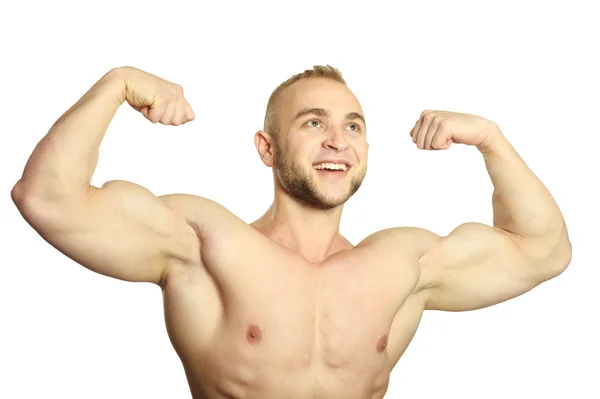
[145,106,164,124]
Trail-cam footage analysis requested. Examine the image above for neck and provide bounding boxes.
[251,189,351,264]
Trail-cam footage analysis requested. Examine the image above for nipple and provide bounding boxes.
[246,324,263,344]
[376,334,388,353]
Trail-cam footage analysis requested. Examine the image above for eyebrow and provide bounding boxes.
[292,107,366,127]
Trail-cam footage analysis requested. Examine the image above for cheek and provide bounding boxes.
[351,140,369,162]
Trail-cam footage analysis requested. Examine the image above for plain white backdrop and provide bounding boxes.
[1,0,598,398]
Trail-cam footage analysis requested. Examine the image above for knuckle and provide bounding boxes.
[421,109,435,118]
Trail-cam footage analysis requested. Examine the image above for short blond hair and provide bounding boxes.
[263,65,346,140]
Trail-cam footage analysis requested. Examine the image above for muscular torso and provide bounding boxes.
[160,206,429,399]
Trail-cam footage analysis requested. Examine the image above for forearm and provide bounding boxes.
[478,126,568,245]
[14,67,128,204]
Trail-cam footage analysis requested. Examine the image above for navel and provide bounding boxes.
[376,334,388,353]
[246,324,263,344]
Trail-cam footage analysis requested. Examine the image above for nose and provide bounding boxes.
[322,128,349,152]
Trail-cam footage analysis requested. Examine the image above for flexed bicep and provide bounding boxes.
[19,180,201,286]
[418,223,567,312]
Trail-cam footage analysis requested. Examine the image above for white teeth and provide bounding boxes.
[313,163,348,171]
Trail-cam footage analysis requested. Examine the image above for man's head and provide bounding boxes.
[255,65,369,210]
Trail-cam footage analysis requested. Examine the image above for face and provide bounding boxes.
[269,78,369,210]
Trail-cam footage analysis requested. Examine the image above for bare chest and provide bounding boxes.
[231,258,405,365]
[161,242,422,396]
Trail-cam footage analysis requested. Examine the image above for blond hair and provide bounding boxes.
[263,65,346,141]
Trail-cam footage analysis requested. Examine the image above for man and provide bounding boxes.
[11,65,571,398]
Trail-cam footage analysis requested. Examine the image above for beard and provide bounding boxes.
[273,138,366,210]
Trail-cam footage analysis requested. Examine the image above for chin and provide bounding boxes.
[317,189,353,206]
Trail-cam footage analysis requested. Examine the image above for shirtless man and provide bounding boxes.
[11,65,572,398]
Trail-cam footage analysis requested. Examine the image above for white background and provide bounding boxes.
[1,0,598,398]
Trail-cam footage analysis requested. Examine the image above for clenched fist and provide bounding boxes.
[117,66,195,126]
[409,110,498,150]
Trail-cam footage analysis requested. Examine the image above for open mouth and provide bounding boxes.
[313,162,351,176]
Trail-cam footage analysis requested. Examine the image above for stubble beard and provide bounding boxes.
[273,139,366,210]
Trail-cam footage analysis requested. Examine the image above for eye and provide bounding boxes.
[347,123,360,132]
[306,119,322,128]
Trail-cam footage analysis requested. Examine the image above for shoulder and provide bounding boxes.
[357,226,441,253]
[157,194,266,281]
[157,193,267,254]
[357,227,444,294]
[158,193,247,234]
[158,192,227,213]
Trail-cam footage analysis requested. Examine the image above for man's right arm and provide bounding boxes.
[11,67,200,286]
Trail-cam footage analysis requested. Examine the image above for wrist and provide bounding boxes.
[477,123,507,155]
[101,67,131,106]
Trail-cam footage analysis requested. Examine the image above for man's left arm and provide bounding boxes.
[410,110,572,311]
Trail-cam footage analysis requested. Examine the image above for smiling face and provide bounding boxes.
[267,77,369,209]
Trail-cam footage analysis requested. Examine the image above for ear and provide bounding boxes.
[254,130,275,167]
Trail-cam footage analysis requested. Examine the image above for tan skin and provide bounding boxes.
[12,66,572,398]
